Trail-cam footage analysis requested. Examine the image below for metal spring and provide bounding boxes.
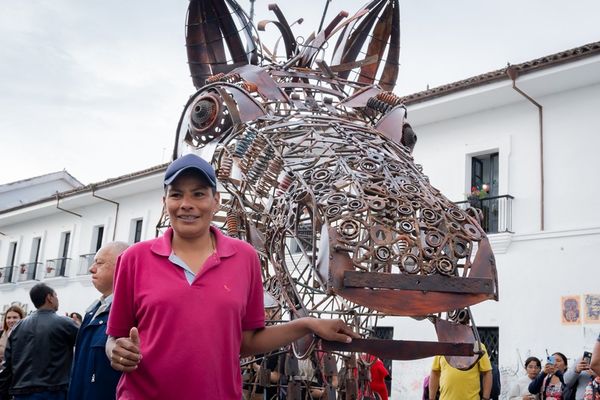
[376,91,402,107]
[263,157,283,185]
[217,154,233,180]
[226,212,239,236]
[205,73,225,84]
[277,172,295,194]
[234,130,258,158]
[247,157,269,184]
[222,72,242,84]
[241,136,268,174]
[366,97,392,113]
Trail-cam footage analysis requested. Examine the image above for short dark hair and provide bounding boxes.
[524,356,541,368]
[69,312,82,322]
[30,283,55,309]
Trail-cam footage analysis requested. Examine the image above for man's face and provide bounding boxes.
[163,172,220,240]
[89,247,117,297]
[49,291,59,311]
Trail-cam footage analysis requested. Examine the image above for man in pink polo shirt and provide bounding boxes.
[105,154,357,399]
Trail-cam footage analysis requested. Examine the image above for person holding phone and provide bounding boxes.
[528,352,568,399]
[564,351,593,399]
[508,356,541,400]
[592,334,600,377]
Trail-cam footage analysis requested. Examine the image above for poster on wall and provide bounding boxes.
[561,296,581,325]
[583,294,600,324]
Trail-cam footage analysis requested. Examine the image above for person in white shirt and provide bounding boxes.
[508,356,541,400]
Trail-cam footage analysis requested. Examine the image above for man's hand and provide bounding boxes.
[109,327,142,372]
[309,318,359,343]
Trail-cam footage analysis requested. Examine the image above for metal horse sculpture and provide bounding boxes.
[162,0,499,397]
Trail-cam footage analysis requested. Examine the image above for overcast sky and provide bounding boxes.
[1,0,599,186]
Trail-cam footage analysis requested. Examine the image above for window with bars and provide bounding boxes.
[477,326,499,365]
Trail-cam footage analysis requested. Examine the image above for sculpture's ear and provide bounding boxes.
[186,0,260,89]
[330,0,400,92]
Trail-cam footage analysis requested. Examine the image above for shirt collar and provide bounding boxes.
[151,226,236,258]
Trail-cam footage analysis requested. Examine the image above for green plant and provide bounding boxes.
[468,184,489,200]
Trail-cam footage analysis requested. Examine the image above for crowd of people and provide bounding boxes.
[425,344,600,400]
[0,239,129,400]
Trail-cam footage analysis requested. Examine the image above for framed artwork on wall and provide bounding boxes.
[561,296,581,325]
[583,294,600,324]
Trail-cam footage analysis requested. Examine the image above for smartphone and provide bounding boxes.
[547,355,556,364]
[583,351,592,364]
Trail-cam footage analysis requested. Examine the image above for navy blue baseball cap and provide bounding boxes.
[164,154,217,188]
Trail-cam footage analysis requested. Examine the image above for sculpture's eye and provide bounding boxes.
[186,92,232,146]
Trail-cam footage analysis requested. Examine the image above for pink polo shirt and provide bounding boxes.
[107,226,265,399]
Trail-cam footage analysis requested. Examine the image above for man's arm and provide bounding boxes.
[480,370,492,399]
[591,336,600,376]
[527,368,548,394]
[428,370,440,400]
[240,317,357,357]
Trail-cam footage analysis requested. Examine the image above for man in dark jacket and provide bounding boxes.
[68,241,128,400]
[2,283,78,399]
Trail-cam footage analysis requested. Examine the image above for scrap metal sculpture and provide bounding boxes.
[162,0,499,397]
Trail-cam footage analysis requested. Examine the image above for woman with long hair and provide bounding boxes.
[0,305,25,361]
[529,352,569,399]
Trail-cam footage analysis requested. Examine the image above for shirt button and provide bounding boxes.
[99,320,104,324]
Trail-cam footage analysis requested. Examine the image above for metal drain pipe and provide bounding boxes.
[55,192,82,218]
[92,185,120,241]
[506,66,545,231]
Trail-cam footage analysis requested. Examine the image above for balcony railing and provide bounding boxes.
[454,194,514,234]
[78,253,95,275]
[17,262,42,282]
[0,266,15,284]
[44,258,71,278]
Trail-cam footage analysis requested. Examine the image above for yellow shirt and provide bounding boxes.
[431,343,492,400]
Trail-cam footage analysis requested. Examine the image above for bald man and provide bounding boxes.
[68,242,129,400]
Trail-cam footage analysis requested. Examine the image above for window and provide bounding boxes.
[132,219,143,243]
[477,326,499,365]
[3,242,18,283]
[30,237,41,266]
[6,242,17,268]
[471,152,498,195]
[92,225,104,252]
[470,152,500,233]
[58,231,71,276]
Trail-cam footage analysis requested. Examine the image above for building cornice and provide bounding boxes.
[0,163,167,216]
[401,40,600,105]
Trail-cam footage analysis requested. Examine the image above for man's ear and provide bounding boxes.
[213,191,221,214]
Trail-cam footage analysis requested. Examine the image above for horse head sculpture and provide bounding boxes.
[160,0,498,397]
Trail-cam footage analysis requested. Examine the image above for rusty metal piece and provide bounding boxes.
[186,0,258,88]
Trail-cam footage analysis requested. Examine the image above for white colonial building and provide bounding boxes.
[1,41,599,398]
